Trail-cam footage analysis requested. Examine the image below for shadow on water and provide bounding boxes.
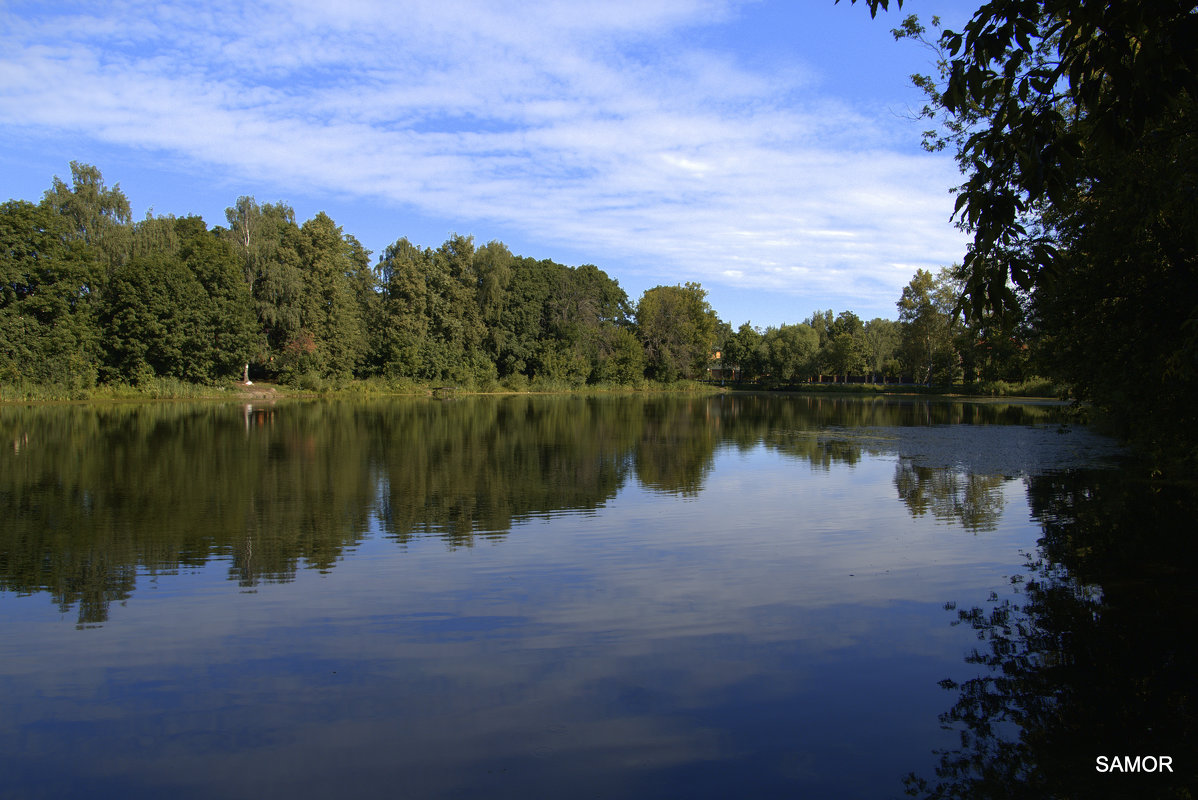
[903,469,1198,799]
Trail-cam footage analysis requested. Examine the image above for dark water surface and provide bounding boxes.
[1,394,1194,798]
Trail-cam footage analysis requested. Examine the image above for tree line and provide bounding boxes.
[2,162,1035,393]
[0,163,720,391]
[716,265,1030,389]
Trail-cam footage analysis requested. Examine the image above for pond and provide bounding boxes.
[0,394,1193,798]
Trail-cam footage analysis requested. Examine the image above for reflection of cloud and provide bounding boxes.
[1,0,966,312]
[1,420,1057,797]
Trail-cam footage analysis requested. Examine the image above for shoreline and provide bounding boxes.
[1,378,1066,407]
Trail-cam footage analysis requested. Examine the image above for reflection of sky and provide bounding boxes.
[0,446,1044,799]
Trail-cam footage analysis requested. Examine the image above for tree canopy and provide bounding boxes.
[847,0,1198,461]
[635,283,719,382]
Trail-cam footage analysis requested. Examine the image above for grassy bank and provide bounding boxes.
[1,377,240,403]
[1,376,724,404]
[327,375,720,397]
[3,374,1063,405]
[724,376,1062,399]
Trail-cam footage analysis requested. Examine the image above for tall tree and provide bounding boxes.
[475,240,514,328]
[102,216,254,383]
[286,212,369,382]
[897,268,958,386]
[826,310,867,381]
[635,283,719,382]
[376,237,435,379]
[547,262,634,384]
[220,197,306,381]
[40,161,132,282]
[375,234,492,385]
[862,317,901,383]
[432,234,493,384]
[763,323,819,383]
[484,255,555,379]
[176,217,257,382]
[805,309,836,380]
[343,232,379,375]
[858,0,1198,457]
[723,322,767,382]
[0,200,100,389]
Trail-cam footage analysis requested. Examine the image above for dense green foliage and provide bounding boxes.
[3,162,1039,396]
[714,276,1030,390]
[635,282,719,381]
[0,199,100,389]
[848,0,1198,461]
[897,268,957,386]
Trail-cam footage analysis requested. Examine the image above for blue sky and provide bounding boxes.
[0,0,976,327]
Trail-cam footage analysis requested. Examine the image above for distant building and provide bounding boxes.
[708,350,738,381]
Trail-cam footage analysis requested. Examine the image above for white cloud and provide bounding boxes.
[0,0,967,317]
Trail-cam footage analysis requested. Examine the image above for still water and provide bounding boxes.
[0,394,1193,798]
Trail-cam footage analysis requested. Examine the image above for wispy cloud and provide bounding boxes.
[0,0,967,317]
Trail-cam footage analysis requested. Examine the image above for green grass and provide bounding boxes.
[970,376,1060,398]
[5,375,1067,405]
[1,378,236,403]
[4,376,729,404]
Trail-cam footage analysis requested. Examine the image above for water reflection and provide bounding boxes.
[905,470,1198,798]
[375,397,629,544]
[0,402,376,624]
[894,459,1005,533]
[3,394,1188,798]
[0,395,1097,626]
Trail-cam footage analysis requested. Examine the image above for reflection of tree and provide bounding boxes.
[762,429,864,470]
[0,403,375,624]
[374,395,636,544]
[894,458,1006,532]
[905,470,1198,798]
[0,394,1070,625]
[60,558,138,629]
[633,398,718,496]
